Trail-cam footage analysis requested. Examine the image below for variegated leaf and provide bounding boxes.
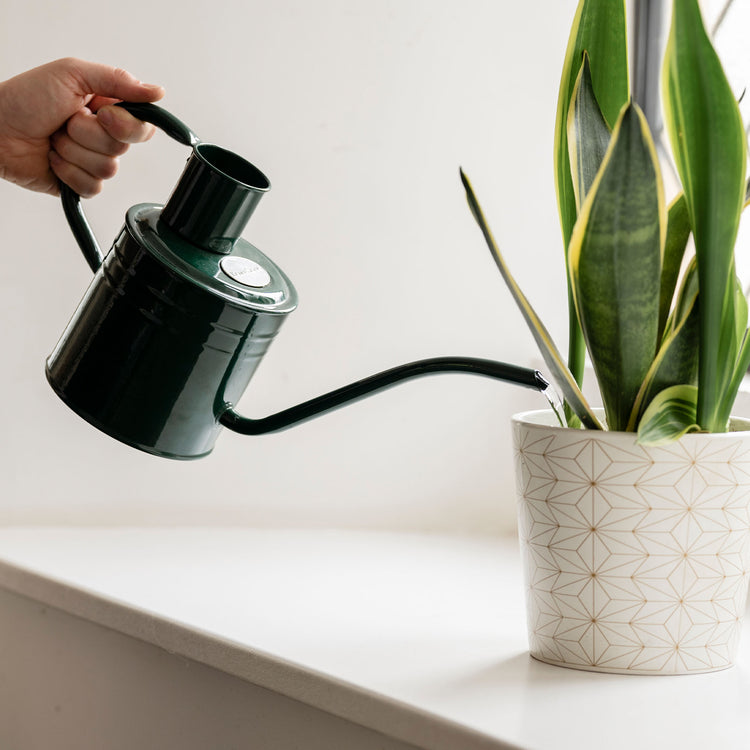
[637,384,700,446]
[554,0,629,390]
[567,52,611,212]
[460,169,602,430]
[662,0,747,431]
[568,102,665,431]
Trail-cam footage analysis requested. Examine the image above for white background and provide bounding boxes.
[0,0,747,533]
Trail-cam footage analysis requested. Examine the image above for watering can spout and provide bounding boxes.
[218,357,549,435]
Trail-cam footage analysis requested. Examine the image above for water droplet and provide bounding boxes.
[542,384,567,427]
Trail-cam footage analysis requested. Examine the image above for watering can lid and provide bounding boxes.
[127,203,299,315]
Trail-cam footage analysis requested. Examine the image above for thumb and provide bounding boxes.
[64,59,164,103]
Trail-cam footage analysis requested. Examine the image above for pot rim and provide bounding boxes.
[512,408,750,436]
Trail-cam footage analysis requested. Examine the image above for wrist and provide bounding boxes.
[0,78,10,128]
[0,80,10,172]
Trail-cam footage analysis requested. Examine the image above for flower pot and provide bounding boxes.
[512,409,750,675]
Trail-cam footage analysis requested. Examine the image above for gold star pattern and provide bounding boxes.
[513,419,750,674]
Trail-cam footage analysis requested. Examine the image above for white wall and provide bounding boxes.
[0,0,629,533]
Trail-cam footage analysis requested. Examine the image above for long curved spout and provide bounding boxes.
[218,356,548,435]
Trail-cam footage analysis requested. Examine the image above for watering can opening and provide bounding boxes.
[194,144,270,190]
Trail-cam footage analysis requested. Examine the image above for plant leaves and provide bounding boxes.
[720,268,744,370]
[555,0,630,243]
[662,0,747,432]
[719,328,750,423]
[568,101,665,431]
[658,193,692,341]
[656,178,750,344]
[554,0,629,390]
[628,258,699,430]
[567,52,611,212]
[666,255,700,335]
[637,384,700,446]
[713,272,750,425]
[460,169,602,430]
[733,275,748,355]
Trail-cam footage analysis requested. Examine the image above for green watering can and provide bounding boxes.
[47,103,548,459]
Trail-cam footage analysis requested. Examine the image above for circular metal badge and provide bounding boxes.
[220,256,272,288]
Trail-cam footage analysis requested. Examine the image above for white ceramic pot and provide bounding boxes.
[513,409,750,675]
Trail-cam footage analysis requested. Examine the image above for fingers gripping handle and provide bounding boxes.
[112,102,199,148]
[59,102,200,272]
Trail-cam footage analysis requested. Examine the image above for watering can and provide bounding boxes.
[47,103,548,459]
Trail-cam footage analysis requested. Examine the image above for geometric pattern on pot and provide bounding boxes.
[512,411,750,675]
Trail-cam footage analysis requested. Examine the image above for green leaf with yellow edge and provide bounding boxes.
[662,0,747,432]
[637,384,700,446]
[628,258,698,430]
[567,52,611,212]
[732,275,748,359]
[719,328,750,424]
[460,169,602,431]
[713,272,750,426]
[554,0,629,391]
[666,256,699,336]
[568,101,665,432]
[658,193,691,342]
[656,180,750,345]
[719,269,747,382]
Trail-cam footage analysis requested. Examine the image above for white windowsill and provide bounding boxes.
[0,527,749,750]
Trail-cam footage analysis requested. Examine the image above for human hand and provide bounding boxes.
[0,58,165,197]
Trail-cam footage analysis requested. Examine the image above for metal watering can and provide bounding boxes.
[47,103,548,459]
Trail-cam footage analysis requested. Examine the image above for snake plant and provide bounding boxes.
[462,0,750,444]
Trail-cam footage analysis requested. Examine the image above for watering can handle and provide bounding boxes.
[59,102,200,273]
